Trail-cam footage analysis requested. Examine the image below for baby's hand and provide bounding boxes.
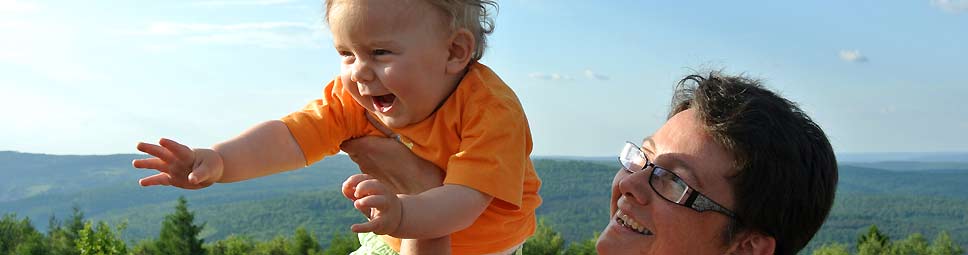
[346,176,403,236]
[341,174,375,201]
[132,138,224,189]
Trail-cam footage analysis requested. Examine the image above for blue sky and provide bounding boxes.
[1,0,966,156]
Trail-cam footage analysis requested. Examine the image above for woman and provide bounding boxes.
[342,72,838,255]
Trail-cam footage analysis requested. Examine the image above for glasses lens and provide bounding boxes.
[620,142,647,172]
[650,167,689,203]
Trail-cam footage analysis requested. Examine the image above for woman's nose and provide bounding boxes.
[618,169,653,205]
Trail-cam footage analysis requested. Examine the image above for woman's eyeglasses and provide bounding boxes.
[619,141,738,219]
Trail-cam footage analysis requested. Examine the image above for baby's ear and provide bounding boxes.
[445,28,475,74]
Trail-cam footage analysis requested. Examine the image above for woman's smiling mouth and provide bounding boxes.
[616,210,654,235]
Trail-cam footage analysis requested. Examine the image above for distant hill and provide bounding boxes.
[838,152,968,163]
[1,151,967,252]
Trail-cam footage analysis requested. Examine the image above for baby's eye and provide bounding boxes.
[373,49,391,56]
[338,51,353,57]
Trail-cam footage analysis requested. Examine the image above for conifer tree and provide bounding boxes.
[156,196,205,255]
[290,227,322,255]
[857,225,889,248]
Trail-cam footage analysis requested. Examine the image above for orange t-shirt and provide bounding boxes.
[281,63,542,254]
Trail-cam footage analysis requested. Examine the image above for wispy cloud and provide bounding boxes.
[529,72,572,81]
[0,0,39,13]
[145,22,314,35]
[191,0,296,7]
[931,0,968,13]
[839,50,869,63]
[0,18,107,82]
[140,21,325,49]
[584,70,610,80]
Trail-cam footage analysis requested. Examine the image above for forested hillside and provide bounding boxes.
[1,151,967,253]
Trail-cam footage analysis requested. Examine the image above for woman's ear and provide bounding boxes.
[726,230,776,255]
[445,28,475,74]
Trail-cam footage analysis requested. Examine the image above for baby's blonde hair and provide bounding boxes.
[324,0,497,61]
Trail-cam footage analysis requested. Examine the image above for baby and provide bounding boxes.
[133,0,540,254]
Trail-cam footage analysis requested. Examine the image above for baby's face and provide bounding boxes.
[330,0,458,128]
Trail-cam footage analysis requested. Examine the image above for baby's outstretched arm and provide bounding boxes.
[344,174,492,239]
[133,120,306,189]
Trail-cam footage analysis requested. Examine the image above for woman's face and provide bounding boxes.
[597,109,740,254]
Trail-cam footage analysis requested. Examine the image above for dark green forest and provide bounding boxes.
[1,151,967,254]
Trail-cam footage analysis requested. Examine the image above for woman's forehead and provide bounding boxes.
[647,109,736,201]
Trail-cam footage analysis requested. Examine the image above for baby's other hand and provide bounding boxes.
[132,138,224,189]
[342,174,375,201]
[350,178,402,236]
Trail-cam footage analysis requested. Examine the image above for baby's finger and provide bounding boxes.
[354,179,389,198]
[342,174,375,200]
[139,173,173,186]
[350,218,383,234]
[159,138,194,161]
[136,142,177,163]
[132,158,169,173]
[353,196,388,212]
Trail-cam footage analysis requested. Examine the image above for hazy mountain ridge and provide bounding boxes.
[1,151,967,251]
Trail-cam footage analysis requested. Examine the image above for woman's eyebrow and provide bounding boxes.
[642,136,705,189]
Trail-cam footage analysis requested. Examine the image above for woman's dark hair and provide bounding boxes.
[670,72,838,255]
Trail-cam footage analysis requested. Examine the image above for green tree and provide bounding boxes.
[47,214,81,255]
[857,225,890,249]
[857,225,890,255]
[889,233,929,255]
[930,231,964,255]
[290,227,322,255]
[156,196,205,255]
[75,221,127,255]
[812,243,850,255]
[0,214,48,255]
[67,206,86,243]
[207,235,254,255]
[523,218,565,255]
[130,239,160,255]
[562,233,598,255]
[322,232,359,255]
[254,235,289,255]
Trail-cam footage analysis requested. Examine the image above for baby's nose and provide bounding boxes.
[350,62,375,83]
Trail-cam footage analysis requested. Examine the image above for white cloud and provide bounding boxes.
[879,105,898,115]
[529,72,572,81]
[584,70,610,80]
[141,21,325,49]
[0,0,39,13]
[145,22,314,36]
[932,0,968,13]
[839,50,869,63]
[191,0,296,7]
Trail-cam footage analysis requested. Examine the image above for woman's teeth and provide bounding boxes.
[616,211,653,235]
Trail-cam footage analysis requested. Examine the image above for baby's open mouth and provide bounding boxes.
[372,94,396,113]
[616,210,653,235]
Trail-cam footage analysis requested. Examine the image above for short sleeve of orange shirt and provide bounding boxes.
[280,79,381,165]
